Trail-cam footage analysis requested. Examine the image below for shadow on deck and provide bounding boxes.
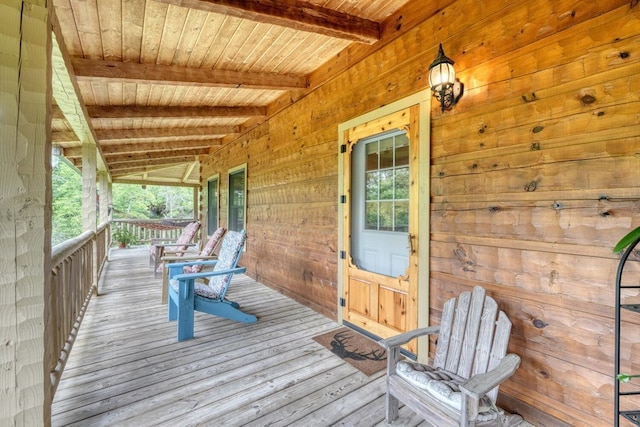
[51,247,427,426]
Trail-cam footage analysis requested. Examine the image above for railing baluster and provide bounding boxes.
[49,223,108,399]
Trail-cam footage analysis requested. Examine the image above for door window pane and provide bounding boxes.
[365,171,379,200]
[395,167,409,199]
[362,131,410,232]
[379,201,393,231]
[379,137,394,169]
[379,170,394,200]
[365,201,378,229]
[366,143,378,171]
[394,201,409,232]
[395,134,410,166]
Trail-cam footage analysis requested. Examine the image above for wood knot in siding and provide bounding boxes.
[303,270,313,282]
[533,319,548,329]
[454,245,476,272]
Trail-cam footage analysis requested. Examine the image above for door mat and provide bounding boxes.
[312,327,387,376]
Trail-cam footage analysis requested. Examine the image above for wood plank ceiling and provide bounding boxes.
[51,0,410,185]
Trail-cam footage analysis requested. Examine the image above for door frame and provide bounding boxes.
[337,90,431,359]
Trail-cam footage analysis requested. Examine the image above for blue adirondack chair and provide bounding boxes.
[166,229,257,341]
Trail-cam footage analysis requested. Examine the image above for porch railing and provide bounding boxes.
[48,219,197,398]
[111,218,199,244]
[49,222,110,397]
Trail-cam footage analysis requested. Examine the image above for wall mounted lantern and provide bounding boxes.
[428,43,464,112]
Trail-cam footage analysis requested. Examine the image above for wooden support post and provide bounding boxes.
[0,1,51,425]
[82,143,97,232]
[98,171,110,226]
[193,186,199,224]
[82,143,97,294]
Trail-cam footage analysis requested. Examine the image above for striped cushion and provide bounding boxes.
[396,360,497,422]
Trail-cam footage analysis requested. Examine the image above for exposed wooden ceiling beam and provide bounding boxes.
[52,105,65,120]
[63,140,222,158]
[156,0,379,44]
[95,126,239,141]
[182,162,197,182]
[87,105,267,119]
[113,177,200,187]
[72,58,308,90]
[109,157,198,172]
[105,148,210,164]
[100,140,222,153]
[52,131,80,143]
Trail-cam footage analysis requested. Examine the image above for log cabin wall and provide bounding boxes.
[200,0,640,425]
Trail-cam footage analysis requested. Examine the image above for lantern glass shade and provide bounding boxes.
[428,62,456,90]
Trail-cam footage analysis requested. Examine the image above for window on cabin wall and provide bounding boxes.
[207,175,219,235]
[228,165,246,232]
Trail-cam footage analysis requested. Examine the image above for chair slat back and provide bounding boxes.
[486,311,512,401]
[433,297,456,369]
[471,296,498,377]
[433,286,512,396]
[444,291,471,373]
[457,286,487,378]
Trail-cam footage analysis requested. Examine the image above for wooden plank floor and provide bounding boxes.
[52,247,428,427]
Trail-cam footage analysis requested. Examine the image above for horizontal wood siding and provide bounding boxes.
[200,0,640,424]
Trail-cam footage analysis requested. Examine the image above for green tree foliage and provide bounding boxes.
[112,184,194,219]
[52,162,195,245]
[52,160,82,246]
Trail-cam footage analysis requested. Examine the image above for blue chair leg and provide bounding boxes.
[168,291,177,321]
[177,279,195,341]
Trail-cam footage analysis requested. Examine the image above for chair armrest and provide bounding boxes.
[150,238,178,245]
[459,353,521,399]
[162,254,217,262]
[167,260,220,270]
[158,243,197,249]
[379,326,440,350]
[174,267,247,282]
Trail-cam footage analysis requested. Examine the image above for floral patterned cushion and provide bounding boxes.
[152,222,201,273]
[170,230,246,300]
[182,227,226,274]
[174,221,201,251]
[207,230,246,295]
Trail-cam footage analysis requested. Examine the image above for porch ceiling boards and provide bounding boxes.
[50,0,410,186]
[51,247,428,426]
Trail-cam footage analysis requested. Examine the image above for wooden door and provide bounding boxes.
[341,106,420,354]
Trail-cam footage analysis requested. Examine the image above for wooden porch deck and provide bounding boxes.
[52,247,427,427]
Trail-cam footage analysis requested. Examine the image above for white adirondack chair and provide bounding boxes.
[379,286,522,426]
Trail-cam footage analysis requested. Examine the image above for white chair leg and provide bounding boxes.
[386,392,399,423]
